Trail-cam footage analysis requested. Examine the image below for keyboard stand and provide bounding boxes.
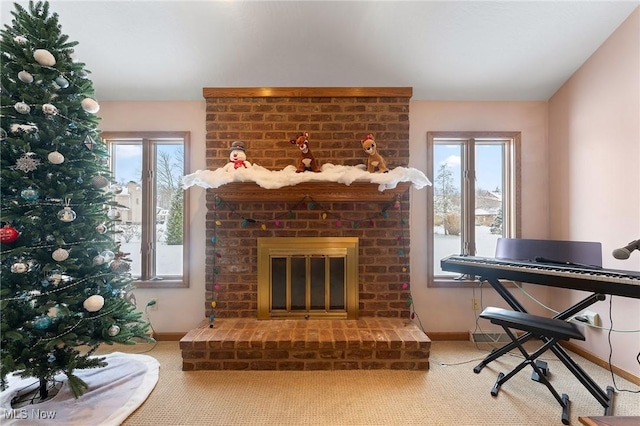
[474,275,614,415]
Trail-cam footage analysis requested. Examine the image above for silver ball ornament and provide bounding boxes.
[107,325,121,337]
[109,259,131,274]
[55,76,69,89]
[107,208,121,220]
[92,175,109,188]
[14,102,31,114]
[100,250,115,262]
[57,206,77,222]
[18,70,34,83]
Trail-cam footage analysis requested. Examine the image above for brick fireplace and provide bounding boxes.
[180,87,431,370]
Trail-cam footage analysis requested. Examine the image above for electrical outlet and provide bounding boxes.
[472,298,480,311]
[573,310,600,327]
[583,310,599,327]
[147,299,158,311]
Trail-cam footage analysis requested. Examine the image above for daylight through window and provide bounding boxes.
[427,132,520,286]
[103,132,190,288]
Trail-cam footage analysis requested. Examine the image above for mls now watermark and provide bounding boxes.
[3,408,57,420]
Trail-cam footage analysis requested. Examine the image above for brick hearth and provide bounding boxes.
[180,318,430,371]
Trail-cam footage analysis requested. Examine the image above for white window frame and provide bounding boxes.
[102,131,190,288]
[426,131,521,287]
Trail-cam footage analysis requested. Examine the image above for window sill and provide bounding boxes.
[132,279,188,289]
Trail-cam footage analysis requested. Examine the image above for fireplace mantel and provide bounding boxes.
[208,182,411,202]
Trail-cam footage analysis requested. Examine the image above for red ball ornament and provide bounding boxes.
[0,225,19,243]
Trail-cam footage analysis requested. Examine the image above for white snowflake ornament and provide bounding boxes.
[15,152,40,172]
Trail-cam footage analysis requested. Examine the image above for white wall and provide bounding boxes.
[548,8,640,375]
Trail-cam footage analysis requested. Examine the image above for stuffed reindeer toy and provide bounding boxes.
[361,133,388,173]
[290,132,320,173]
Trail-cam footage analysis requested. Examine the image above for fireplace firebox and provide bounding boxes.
[257,237,359,319]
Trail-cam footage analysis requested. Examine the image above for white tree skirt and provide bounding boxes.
[0,352,159,425]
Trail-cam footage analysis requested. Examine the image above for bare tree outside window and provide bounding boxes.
[434,162,459,235]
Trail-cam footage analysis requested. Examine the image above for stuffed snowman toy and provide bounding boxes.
[224,141,251,170]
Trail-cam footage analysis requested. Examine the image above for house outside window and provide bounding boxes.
[102,132,190,288]
[427,132,521,287]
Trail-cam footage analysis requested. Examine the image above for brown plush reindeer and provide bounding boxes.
[361,133,388,173]
[290,132,320,173]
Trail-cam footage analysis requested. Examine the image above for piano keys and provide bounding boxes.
[440,255,640,299]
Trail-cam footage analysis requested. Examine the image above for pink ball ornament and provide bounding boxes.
[52,247,69,262]
[47,150,65,164]
[33,49,56,66]
[81,98,100,113]
[83,295,104,312]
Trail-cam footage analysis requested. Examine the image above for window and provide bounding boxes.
[102,132,190,288]
[427,132,520,287]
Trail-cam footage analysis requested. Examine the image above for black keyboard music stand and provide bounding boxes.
[473,238,615,416]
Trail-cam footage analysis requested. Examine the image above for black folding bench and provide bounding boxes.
[479,307,586,425]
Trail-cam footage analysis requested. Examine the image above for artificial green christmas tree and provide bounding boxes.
[0,1,151,401]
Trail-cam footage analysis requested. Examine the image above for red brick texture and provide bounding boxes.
[180,318,431,371]
[203,88,413,320]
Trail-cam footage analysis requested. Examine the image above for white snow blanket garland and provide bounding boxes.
[182,163,431,192]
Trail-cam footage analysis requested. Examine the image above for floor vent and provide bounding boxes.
[469,331,511,344]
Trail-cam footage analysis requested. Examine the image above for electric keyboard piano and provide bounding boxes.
[441,254,640,415]
[440,255,640,299]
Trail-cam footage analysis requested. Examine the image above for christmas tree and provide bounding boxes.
[0,1,151,400]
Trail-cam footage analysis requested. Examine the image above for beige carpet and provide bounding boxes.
[96,341,639,426]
